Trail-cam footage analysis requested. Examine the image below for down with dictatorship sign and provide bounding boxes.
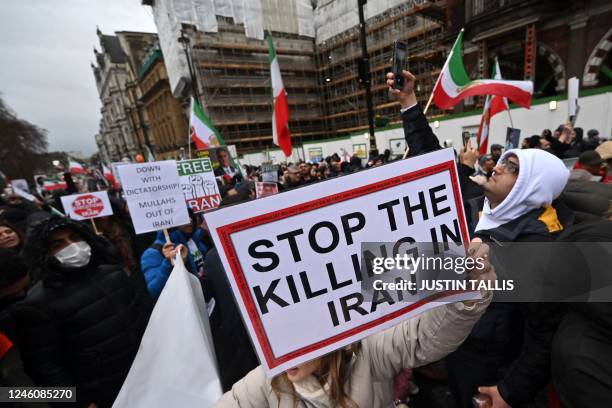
[204,148,476,376]
[118,161,190,234]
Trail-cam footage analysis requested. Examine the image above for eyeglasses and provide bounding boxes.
[497,158,520,174]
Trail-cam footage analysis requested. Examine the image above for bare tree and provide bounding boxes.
[0,94,49,182]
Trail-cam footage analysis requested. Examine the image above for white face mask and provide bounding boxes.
[54,241,92,268]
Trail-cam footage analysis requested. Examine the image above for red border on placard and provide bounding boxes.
[216,160,470,369]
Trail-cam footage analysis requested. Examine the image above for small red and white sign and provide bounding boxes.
[61,191,113,220]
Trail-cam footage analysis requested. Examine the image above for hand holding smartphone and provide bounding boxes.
[392,40,407,90]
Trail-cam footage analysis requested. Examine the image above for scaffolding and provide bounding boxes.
[150,0,451,154]
[193,17,327,153]
[315,0,449,136]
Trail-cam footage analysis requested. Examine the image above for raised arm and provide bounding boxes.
[387,71,442,156]
[363,239,496,380]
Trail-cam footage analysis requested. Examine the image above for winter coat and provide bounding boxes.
[0,331,49,408]
[140,228,208,298]
[215,298,491,407]
[401,104,569,406]
[204,249,259,391]
[11,217,153,408]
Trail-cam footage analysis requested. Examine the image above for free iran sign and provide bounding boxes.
[61,191,113,220]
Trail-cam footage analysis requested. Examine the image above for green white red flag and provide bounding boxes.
[477,58,510,155]
[433,30,533,111]
[69,159,85,174]
[268,33,292,157]
[189,98,222,150]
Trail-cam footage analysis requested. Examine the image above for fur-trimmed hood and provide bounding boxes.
[23,216,120,287]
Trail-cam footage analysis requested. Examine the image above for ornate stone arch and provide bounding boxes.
[538,43,566,92]
[583,27,612,87]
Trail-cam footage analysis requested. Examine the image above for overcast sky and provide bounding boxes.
[0,0,157,156]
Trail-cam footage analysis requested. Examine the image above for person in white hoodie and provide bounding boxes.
[388,70,573,408]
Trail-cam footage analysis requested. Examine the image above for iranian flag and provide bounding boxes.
[102,163,117,188]
[268,33,292,157]
[433,30,533,111]
[189,98,222,150]
[69,159,85,174]
[477,58,510,154]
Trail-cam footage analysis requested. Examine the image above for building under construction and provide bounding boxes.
[314,0,448,136]
[191,17,327,153]
[142,0,612,157]
[145,0,451,155]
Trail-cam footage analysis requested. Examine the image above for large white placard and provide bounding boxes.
[60,191,113,220]
[204,148,475,376]
[118,161,190,234]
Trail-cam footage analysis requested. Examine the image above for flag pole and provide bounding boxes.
[506,108,515,128]
[423,28,464,115]
[188,98,193,159]
[403,29,464,159]
[423,92,435,115]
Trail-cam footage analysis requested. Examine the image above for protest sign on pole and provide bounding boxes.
[60,191,113,221]
[10,179,29,192]
[112,253,222,408]
[261,163,279,183]
[111,162,131,186]
[204,148,476,376]
[255,181,278,198]
[118,161,190,234]
[11,186,39,203]
[568,76,579,118]
[505,127,521,150]
[178,158,221,212]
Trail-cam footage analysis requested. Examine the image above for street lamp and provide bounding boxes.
[178,26,201,106]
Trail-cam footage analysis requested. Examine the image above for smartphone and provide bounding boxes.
[392,40,407,89]
[569,105,580,128]
[462,131,471,148]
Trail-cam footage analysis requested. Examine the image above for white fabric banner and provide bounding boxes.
[112,253,222,407]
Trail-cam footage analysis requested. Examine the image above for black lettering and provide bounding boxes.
[340,293,368,322]
[299,271,328,298]
[277,229,304,262]
[327,301,340,327]
[429,184,451,217]
[326,262,353,290]
[248,240,280,272]
[371,289,395,312]
[392,236,416,257]
[403,191,429,225]
[377,199,400,231]
[286,275,300,303]
[308,221,340,254]
[340,212,366,245]
[253,279,289,314]
[440,219,461,245]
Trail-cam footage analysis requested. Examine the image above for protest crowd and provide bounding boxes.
[2,26,612,407]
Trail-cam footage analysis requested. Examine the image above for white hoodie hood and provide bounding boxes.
[475,148,570,232]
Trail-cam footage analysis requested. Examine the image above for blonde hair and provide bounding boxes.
[271,346,359,407]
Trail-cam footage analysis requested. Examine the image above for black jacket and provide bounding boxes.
[402,104,568,406]
[204,248,259,391]
[11,218,153,407]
